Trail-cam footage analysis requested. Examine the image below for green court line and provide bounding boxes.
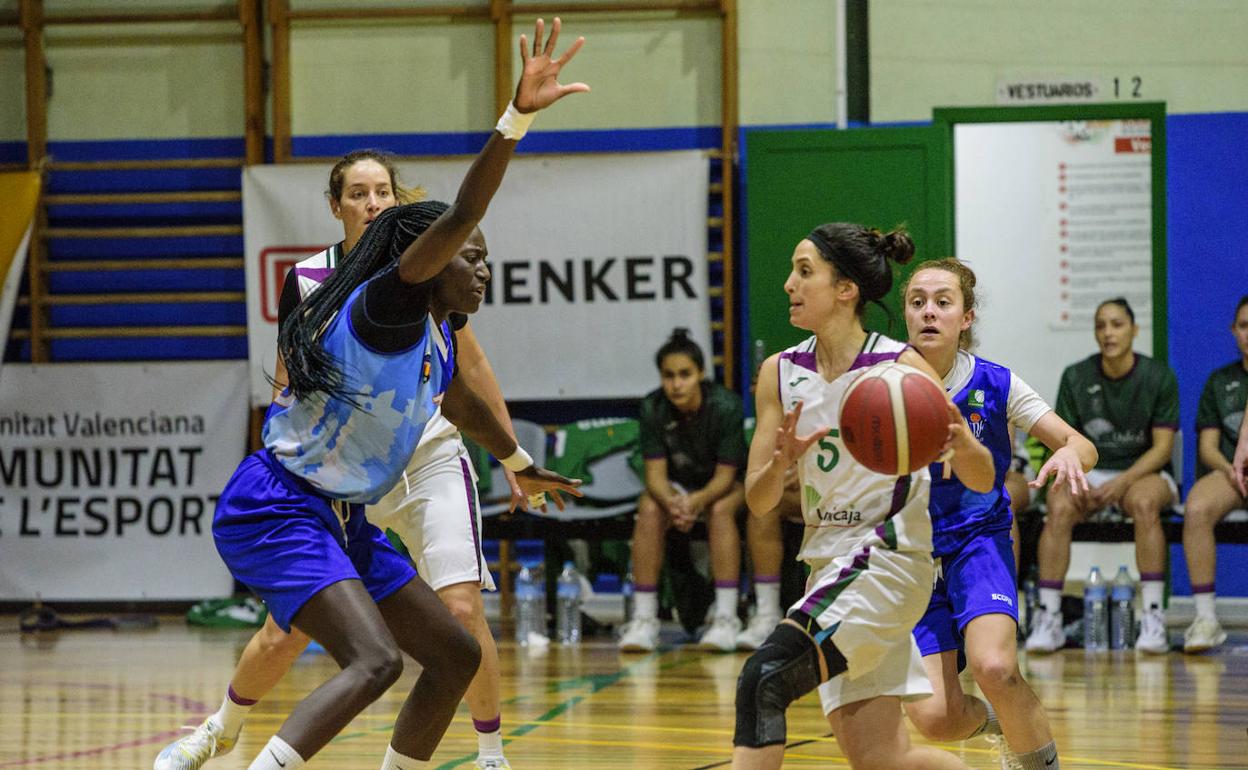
[433,647,708,770]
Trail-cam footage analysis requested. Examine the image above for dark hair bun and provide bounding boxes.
[880,229,915,265]
[670,327,691,341]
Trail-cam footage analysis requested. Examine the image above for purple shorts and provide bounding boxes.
[912,528,1017,666]
[213,450,418,632]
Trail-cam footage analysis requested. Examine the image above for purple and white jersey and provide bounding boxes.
[777,332,932,565]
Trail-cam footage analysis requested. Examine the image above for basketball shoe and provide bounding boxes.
[1135,608,1169,654]
[735,612,780,651]
[618,616,660,652]
[697,615,741,652]
[1182,616,1226,654]
[153,718,235,770]
[1023,608,1065,653]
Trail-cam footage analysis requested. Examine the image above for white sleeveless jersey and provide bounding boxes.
[290,246,458,446]
[777,332,933,564]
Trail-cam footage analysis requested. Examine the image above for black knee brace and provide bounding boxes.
[733,617,848,749]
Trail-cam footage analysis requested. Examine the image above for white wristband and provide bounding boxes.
[495,101,535,141]
[500,445,533,472]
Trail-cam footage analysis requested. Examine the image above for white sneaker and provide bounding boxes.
[1024,609,1065,653]
[1183,616,1227,654]
[618,616,660,652]
[153,718,235,770]
[698,615,742,652]
[474,757,512,769]
[736,613,781,651]
[985,735,1024,770]
[1135,608,1169,654]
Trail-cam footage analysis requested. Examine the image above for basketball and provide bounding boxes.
[839,362,949,476]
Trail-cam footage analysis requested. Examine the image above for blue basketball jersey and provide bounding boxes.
[929,355,1013,556]
[263,278,455,504]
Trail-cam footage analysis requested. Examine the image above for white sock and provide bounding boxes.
[633,589,658,620]
[1141,580,1164,612]
[1194,591,1217,621]
[754,581,782,618]
[476,723,503,759]
[211,686,255,739]
[714,586,739,619]
[1039,587,1063,614]
[380,745,428,770]
[249,736,304,770]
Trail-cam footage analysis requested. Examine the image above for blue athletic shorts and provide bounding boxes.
[213,450,417,632]
[912,528,1018,666]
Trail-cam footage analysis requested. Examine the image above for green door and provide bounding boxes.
[744,126,951,367]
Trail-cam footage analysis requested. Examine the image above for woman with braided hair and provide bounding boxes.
[202,20,587,770]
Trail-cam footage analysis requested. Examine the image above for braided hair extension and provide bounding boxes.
[278,199,450,403]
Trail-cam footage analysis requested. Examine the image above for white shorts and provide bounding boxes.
[1085,468,1179,508]
[367,434,496,592]
[794,548,935,712]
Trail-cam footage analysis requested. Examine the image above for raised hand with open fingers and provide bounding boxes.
[515,17,590,114]
[772,401,828,469]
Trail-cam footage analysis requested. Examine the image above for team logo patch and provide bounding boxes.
[967,412,985,439]
[968,389,985,408]
[804,484,822,511]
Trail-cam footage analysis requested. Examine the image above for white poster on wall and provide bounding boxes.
[244,151,711,406]
[0,363,247,600]
[954,119,1154,404]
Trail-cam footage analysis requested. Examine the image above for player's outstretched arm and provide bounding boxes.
[1028,411,1096,496]
[396,17,588,286]
[440,373,582,509]
[745,354,825,515]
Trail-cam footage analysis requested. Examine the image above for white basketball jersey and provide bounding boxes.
[776,332,933,563]
[291,246,458,446]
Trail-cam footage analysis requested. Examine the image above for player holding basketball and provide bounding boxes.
[732,223,993,770]
[180,21,585,770]
[901,259,1096,770]
[1027,297,1180,655]
[156,153,529,769]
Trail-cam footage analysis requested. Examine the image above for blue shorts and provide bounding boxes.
[213,450,417,632]
[912,528,1018,667]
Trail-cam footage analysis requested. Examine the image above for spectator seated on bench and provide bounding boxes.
[1178,294,1248,653]
[1027,297,1180,655]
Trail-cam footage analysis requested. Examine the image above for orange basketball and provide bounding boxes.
[839,362,949,476]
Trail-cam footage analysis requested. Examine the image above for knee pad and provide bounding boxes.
[733,620,847,749]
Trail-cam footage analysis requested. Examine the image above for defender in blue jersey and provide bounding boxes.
[901,260,1097,770]
[210,21,588,770]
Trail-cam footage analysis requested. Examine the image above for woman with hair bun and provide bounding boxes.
[732,224,993,770]
[618,327,750,652]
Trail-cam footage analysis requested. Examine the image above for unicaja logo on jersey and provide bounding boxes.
[968,389,985,408]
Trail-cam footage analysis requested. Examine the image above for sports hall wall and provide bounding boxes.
[2,2,1245,589]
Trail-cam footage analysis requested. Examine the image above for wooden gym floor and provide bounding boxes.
[1,619,1242,769]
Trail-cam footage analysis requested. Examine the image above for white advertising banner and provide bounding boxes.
[0,363,247,600]
[244,151,711,406]
[955,119,1154,404]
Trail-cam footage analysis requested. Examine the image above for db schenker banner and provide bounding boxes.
[243,151,711,407]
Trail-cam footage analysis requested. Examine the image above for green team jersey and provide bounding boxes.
[638,381,746,490]
[1055,353,1179,472]
[1195,360,1248,473]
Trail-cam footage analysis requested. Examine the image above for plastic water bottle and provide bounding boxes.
[514,561,545,647]
[621,567,635,624]
[1083,566,1109,651]
[556,561,583,645]
[1110,565,1136,650]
